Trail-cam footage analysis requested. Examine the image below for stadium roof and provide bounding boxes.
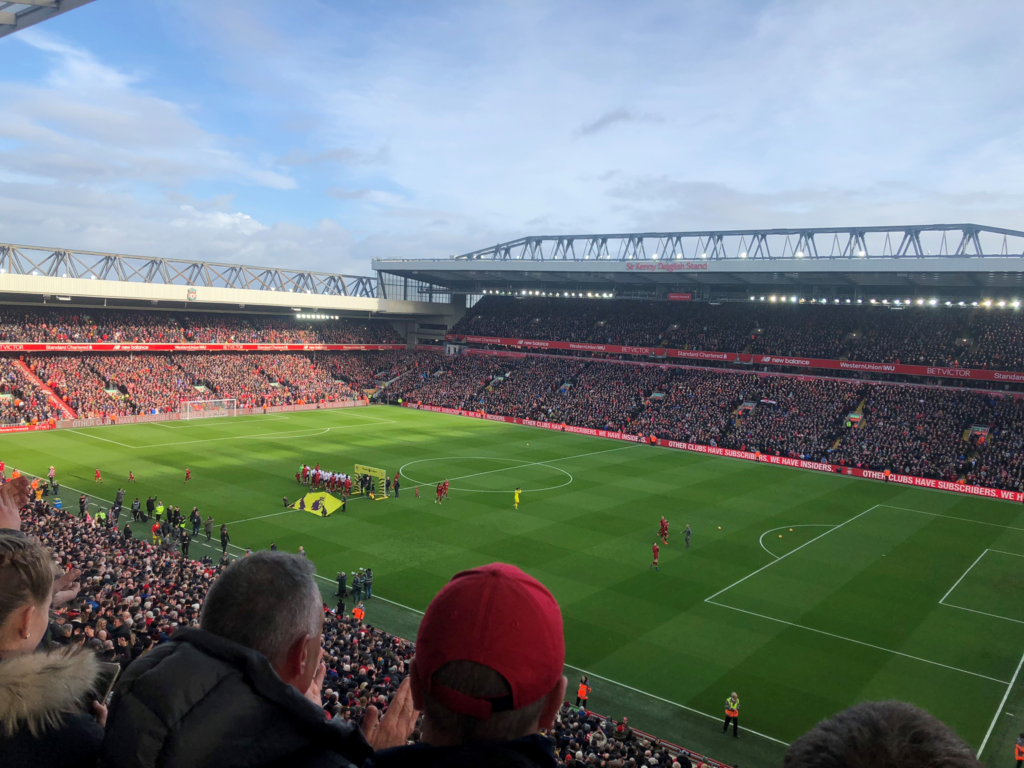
[374,224,1024,299]
[0,0,95,39]
[0,242,457,318]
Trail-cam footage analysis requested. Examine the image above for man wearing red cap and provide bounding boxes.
[368,562,566,768]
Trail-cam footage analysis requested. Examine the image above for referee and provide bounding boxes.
[722,692,740,738]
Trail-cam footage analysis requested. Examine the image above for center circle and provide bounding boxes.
[398,456,573,494]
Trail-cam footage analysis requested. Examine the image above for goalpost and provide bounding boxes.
[180,399,239,420]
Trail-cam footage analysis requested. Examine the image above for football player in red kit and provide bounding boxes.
[184,468,191,483]
[650,541,660,571]
[659,516,669,544]
[442,479,450,500]
[94,468,102,483]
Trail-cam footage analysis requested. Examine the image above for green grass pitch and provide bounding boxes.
[5,404,1024,767]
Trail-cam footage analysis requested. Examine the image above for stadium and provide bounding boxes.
[3,5,1024,768]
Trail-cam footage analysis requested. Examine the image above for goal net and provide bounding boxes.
[181,399,239,420]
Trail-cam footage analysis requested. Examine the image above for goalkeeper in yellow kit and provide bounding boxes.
[514,486,521,509]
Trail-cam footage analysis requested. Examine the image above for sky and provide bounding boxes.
[1,0,1023,275]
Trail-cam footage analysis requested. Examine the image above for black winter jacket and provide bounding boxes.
[100,628,372,768]
[367,734,560,768]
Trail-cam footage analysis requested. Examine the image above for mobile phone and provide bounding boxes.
[94,661,121,704]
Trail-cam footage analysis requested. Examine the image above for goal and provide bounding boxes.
[180,399,238,420]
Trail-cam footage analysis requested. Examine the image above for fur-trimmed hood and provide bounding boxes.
[0,646,99,738]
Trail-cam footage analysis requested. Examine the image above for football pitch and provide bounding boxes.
[5,404,1024,766]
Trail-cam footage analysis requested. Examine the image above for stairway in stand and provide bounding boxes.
[12,360,78,419]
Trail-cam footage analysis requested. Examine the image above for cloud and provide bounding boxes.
[576,109,664,137]
[171,205,267,235]
[183,0,1024,264]
[0,181,359,270]
[326,187,406,205]
[4,0,1024,276]
[279,146,390,167]
[0,31,296,190]
[18,30,140,91]
[602,176,1024,235]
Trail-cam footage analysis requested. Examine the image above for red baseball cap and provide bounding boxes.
[413,562,564,720]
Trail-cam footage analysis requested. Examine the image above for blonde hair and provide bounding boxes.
[0,531,55,627]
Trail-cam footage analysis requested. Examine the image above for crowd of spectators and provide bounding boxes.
[479,358,587,420]
[718,377,862,461]
[170,353,360,409]
[22,501,217,668]
[0,307,403,346]
[319,321,406,345]
[327,350,435,391]
[829,386,991,481]
[543,364,667,432]
[0,358,56,424]
[454,298,601,343]
[554,704,716,768]
[965,397,1024,490]
[387,354,512,410]
[0,309,179,344]
[628,369,738,448]
[19,499,408,728]
[250,353,361,404]
[9,495,721,768]
[392,350,1024,491]
[35,357,136,419]
[4,352,378,421]
[454,296,1024,371]
[89,355,201,415]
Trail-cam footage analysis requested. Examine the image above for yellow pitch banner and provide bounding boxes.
[291,492,342,516]
[353,464,388,500]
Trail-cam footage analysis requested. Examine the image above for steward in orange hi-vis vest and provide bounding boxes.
[575,677,591,709]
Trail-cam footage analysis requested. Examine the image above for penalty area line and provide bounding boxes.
[938,549,990,605]
[705,505,880,603]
